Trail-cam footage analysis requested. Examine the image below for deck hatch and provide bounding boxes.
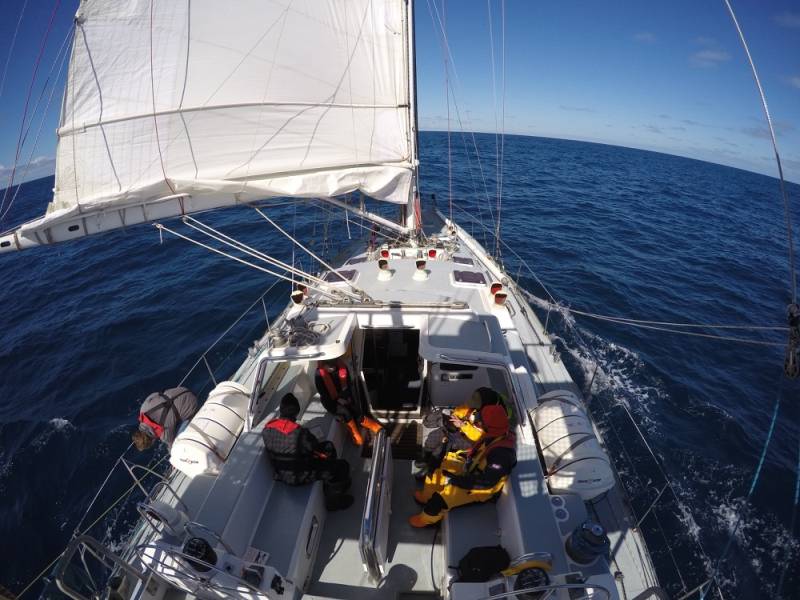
[453,270,486,284]
[452,256,474,265]
[323,269,357,282]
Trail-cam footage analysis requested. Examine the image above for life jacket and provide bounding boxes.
[317,359,350,405]
[262,418,314,485]
[465,431,516,473]
[138,391,182,440]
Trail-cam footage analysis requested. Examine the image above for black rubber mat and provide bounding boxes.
[362,420,422,460]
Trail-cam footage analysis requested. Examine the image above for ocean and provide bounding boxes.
[0,131,798,599]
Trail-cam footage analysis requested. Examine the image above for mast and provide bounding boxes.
[404,0,420,232]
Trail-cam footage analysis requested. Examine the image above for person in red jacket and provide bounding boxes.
[262,394,353,511]
[315,358,382,446]
[410,405,517,527]
[132,387,198,451]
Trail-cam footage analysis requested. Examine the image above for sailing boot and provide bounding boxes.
[360,416,383,434]
[408,511,442,528]
[345,419,364,446]
[413,490,429,505]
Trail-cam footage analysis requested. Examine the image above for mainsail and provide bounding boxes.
[1,0,417,252]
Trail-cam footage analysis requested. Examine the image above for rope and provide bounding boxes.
[721,0,796,306]
[177,279,282,387]
[776,430,800,598]
[0,0,62,214]
[180,215,359,300]
[699,384,782,599]
[524,292,785,348]
[424,0,497,235]
[0,27,73,222]
[15,453,169,599]
[0,0,29,98]
[443,1,452,223]
[496,0,507,260]
[450,202,786,347]
[156,222,342,301]
[253,207,369,297]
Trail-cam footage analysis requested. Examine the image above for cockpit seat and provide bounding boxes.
[443,501,503,583]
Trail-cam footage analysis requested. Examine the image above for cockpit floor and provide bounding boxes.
[306,446,444,599]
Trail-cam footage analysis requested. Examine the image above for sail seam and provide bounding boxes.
[56,102,409,138]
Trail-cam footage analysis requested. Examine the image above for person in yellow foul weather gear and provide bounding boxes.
[448,387,506,442]
[410,404,517,527]
[420,387,506,474]
[315,358,383,446]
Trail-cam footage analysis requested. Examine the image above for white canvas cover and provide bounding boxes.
[532,389,614,501]
[170,381,249,477]
[17,0,413,244]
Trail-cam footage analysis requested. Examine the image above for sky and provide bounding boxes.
[0,0,799,194]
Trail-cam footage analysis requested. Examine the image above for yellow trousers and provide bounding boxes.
[418,455,507,518]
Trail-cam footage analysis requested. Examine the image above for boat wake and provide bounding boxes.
[531,295,800,598]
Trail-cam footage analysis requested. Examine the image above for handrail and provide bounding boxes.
[360,428,389,582]
[54,536,145,600]
[478,582,613,599]
[133,543,267,597]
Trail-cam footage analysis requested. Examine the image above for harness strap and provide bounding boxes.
[466,432,516,471]
[141,389,188,438]
[546,434,595,475]
[318,367,340,403]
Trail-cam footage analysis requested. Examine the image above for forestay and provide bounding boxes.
[3,0,415,251]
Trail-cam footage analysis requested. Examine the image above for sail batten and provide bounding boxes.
[0,0,417,252]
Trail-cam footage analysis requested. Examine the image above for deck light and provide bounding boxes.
[380,248,390,258]
[494,291,508,306]
[490,282,503,295]
[428,248,437,259]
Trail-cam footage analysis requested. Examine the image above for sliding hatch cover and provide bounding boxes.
[359,428,393,582]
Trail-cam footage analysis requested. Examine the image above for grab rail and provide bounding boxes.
[479,582,613,599]
[360,428,391,583]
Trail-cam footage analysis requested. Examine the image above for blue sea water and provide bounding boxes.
[1,131,799,599]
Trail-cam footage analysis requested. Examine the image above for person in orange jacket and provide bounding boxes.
[410,404,517,527]
[315,357,382,446]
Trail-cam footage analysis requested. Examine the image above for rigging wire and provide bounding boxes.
[0,0,63,214]
[450,202,786,345]
[442,1,453,223]
[699,384,782,600]
[14,452,170,599]
[721,0,796,307]
[0,0,29,99]
[776,431,800,598]
[154,222,346,301]
[181,215,359,299]
[424,0,497,234]
[496,0,506,260]
[253,206,368,294]
[1,27,73,223]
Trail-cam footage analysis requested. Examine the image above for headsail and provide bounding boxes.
[1,0,416,252]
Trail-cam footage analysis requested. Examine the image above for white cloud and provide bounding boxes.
[774,12,800,29]
[787,76,800,90]
[633,32,656,44]
[690,49,730,68]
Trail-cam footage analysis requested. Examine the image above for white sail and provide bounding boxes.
[2,0,415,251]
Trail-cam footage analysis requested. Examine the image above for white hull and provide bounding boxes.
[55,210,663,600]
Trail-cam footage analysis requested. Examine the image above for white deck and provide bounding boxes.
[97,211,663,600]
